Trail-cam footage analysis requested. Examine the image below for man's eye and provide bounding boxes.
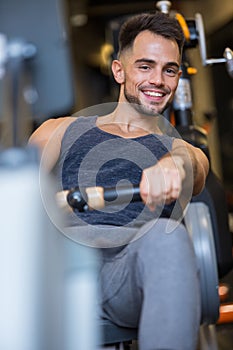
[166,68,177,76]
[139,65,150,70]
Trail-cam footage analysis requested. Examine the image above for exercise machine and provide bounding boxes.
[0,1,99,350]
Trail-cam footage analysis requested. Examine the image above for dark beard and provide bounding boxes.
[124,86,167,116]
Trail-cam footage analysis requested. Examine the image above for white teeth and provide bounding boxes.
[144,91,163,97]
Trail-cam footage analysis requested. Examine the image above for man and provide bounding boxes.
[29,12,209,350]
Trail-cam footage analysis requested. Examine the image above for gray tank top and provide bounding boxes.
[57,115,179,228]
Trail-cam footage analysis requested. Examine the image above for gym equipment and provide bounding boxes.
[0,147,63,350]
[0,147,100,350]
[0,0,74,146]
[167,5,233,278]
[66,184,141,212]
[0,1,99,350]
[157,1,233,78]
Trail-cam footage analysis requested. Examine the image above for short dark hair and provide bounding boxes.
[118,12,185,57]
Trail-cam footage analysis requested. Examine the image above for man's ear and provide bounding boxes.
[111,59,125,84]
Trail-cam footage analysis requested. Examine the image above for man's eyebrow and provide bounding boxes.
[166,62,180,69]
[134,58,155,64]
[134,58,180,69]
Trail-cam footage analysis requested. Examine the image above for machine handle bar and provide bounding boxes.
[66,184,141,212]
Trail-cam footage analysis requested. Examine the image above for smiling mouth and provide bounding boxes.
[143,91,164,97]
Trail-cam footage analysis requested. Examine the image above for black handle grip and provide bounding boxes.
[67,184,141,212]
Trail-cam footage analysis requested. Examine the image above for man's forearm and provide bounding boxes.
[169,139,209,196]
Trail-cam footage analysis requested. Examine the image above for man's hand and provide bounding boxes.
[56,190,73,212]
[139,138,209,212]
[139,155,186,211]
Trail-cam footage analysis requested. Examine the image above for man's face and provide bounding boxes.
[115,30,181,116]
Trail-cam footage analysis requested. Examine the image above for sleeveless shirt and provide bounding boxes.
[57,115,178,228]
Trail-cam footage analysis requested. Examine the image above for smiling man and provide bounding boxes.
[29,12,209,350]
[114,30,181,115]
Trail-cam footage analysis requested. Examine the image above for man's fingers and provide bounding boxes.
[56,190,73,212]
[140,163,183,211]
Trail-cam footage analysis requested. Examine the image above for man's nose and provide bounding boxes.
[149,70,164,86]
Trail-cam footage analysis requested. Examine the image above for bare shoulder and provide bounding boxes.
[28,116,76,171]
[29,116,76,144]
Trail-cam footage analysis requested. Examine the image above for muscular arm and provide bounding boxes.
[140,138,209,211]
[28,116,75,171]
[170,138,209,195]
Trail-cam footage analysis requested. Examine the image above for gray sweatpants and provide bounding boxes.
[65,218,201,350]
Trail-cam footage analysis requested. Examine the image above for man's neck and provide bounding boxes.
[96,104,162,138]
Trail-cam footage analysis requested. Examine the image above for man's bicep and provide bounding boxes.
[184,141,209,176]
